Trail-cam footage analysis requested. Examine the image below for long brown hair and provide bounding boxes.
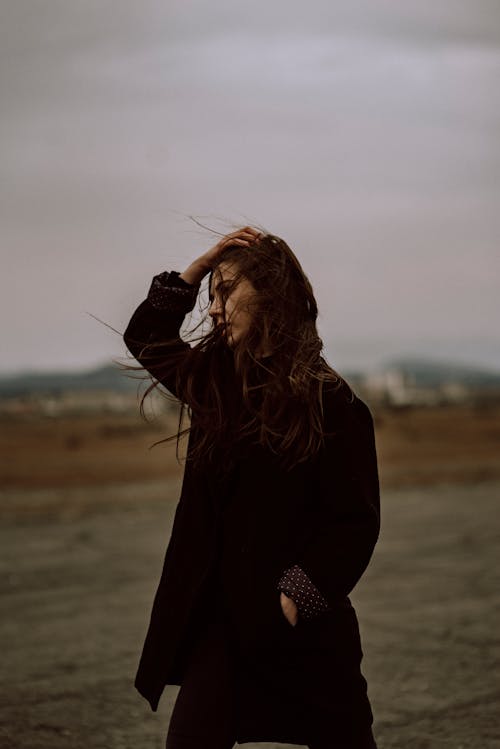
[128,230,352,477]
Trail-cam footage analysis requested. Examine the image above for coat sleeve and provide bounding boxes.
[287,392,381,611]
[122,270,202,401]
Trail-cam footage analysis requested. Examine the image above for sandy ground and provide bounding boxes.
[1,405,499,748]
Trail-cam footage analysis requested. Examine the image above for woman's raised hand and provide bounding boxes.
[180,227,262,286]
[201,226,262,270]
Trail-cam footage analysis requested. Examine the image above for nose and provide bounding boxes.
[209,298,223,323]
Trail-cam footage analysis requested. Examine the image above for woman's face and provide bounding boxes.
[208,262,257,348]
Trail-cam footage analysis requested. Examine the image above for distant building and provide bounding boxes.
[362,367,474,407]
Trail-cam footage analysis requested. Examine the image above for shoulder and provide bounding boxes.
[320,377,374,435]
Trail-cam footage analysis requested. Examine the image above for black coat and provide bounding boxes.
[123,292,381,745]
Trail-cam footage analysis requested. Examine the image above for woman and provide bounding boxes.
[123,226,381,748]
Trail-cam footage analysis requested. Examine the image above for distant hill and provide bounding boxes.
[0,364,146,398]
[1,356,499,398]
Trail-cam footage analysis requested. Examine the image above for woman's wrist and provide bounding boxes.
[179,259,211,286]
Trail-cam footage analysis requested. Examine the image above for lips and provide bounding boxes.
[214,320,230,334]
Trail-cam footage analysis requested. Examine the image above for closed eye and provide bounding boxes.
[209,280,235,303]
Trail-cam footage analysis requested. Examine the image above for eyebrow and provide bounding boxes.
[208,282,217,301]
[209,279,227,301]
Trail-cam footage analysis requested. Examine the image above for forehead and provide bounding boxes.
[209,262,238,293]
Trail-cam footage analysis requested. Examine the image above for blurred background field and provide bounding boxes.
[2,357,500,496]
[2,397,500,496]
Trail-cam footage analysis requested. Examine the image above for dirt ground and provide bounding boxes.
[1,404,499,748]
[2,402,500,493]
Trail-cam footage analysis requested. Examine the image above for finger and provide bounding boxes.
[222,238,251,248]
[237,226,260,234]
[229,227,261,239]
[216,231,260,252]
[237,232,262,244]
[225,233,257,244]
[223,233,257,245]
[220,239,250,250]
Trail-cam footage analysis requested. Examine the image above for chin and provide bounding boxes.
[226,329,238,348]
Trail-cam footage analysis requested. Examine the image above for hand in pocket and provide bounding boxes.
[280,592,299,626]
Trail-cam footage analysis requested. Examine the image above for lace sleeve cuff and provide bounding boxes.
[277,564,331,620]
[147,270,200,312]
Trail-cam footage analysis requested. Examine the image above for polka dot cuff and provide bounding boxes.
[147,270,200,312]
[277,564,331,620]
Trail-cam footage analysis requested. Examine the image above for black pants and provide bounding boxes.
[165,597,378,749]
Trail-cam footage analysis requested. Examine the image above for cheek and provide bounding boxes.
[226,295,253,330]
[225,299,238,322]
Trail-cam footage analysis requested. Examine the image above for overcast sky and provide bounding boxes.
[1,1,499,375]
